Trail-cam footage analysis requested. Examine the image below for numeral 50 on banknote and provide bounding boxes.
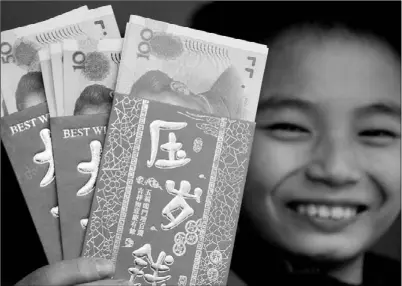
[1,42,15,64]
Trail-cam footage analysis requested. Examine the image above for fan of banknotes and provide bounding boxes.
[1,5,121,117]
[1,4,267,121]
[1,5,268,284]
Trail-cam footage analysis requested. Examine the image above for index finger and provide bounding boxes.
[16,257,115,286]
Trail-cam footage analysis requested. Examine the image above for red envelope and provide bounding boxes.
[1,102,62,263]
[51,114,109,259]
[82,95,255,285]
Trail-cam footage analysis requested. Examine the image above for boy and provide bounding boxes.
[15,5,400,286]
[229,23,401,286]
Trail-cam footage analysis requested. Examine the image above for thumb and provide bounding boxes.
[16,257,115,286]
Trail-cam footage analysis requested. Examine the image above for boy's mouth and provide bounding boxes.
[286,201,368,221]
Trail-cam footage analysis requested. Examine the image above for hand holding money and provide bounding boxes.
[2,6,268,286]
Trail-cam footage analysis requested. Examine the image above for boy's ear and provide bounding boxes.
[109,91,115,98]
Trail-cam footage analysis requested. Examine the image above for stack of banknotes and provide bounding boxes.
[1,5,268,285]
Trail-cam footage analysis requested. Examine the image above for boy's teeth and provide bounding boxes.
[318,206,330,218]
[307,205,317,216]
[296,204,357,220]
[331,207,344,219]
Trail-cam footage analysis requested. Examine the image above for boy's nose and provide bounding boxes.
[305,137,362,188]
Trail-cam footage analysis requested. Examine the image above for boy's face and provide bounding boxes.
[244,36,401,261]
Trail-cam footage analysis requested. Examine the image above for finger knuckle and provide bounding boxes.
[31,265,54,286]
[77,257,100,282]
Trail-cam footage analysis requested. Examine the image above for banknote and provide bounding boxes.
[51,43,64,116]
[1,5,121,116]
[39,47,57,117]
[24,5,91,118]
[62,38,123,116]
[0,6,89,115]
[116,15,268,122]
[12,6,89,38]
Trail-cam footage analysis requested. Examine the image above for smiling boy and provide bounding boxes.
[230,24,401,286]
[13,3,400,286]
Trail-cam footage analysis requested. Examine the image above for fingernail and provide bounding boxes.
[95,258,115,276]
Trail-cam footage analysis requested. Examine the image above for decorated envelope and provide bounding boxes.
[82,95,255,286]
[51,114,109,259]
[0,103,62,263]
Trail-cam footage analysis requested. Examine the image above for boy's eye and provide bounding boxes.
[359,129,400,146]
[264,123,311,140]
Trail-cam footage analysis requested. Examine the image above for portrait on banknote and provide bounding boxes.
[73,83,113,116]
[63,39,122,116]
[15,71,47,111]
[129,70,211,114]
[128,67,247,119]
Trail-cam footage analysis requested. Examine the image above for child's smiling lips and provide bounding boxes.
[281,198,371,233]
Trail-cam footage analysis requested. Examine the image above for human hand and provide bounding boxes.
[15,257,132,285]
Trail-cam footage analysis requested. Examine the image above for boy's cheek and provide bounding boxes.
[373,189,401,233]
[245,133,308,220]
[363,150,401,205]
[250,132,308,191]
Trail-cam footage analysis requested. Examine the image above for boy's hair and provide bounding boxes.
[74,84,113,115]
[264,24,389,49]
[15,71,45,111]
[190,2,400,57]
[262,23,401,78]
[129,70,174,98]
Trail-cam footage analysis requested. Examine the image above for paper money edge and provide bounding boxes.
[39,48,58,117]
[51,43,64,116]
[129,15,268,54]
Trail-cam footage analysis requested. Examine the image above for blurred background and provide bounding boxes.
[1,1,400,285]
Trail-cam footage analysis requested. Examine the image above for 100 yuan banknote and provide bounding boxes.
[1,5,121,116]
[116,15,268,122]
[52,6,122,117]
[62,39,123,116]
